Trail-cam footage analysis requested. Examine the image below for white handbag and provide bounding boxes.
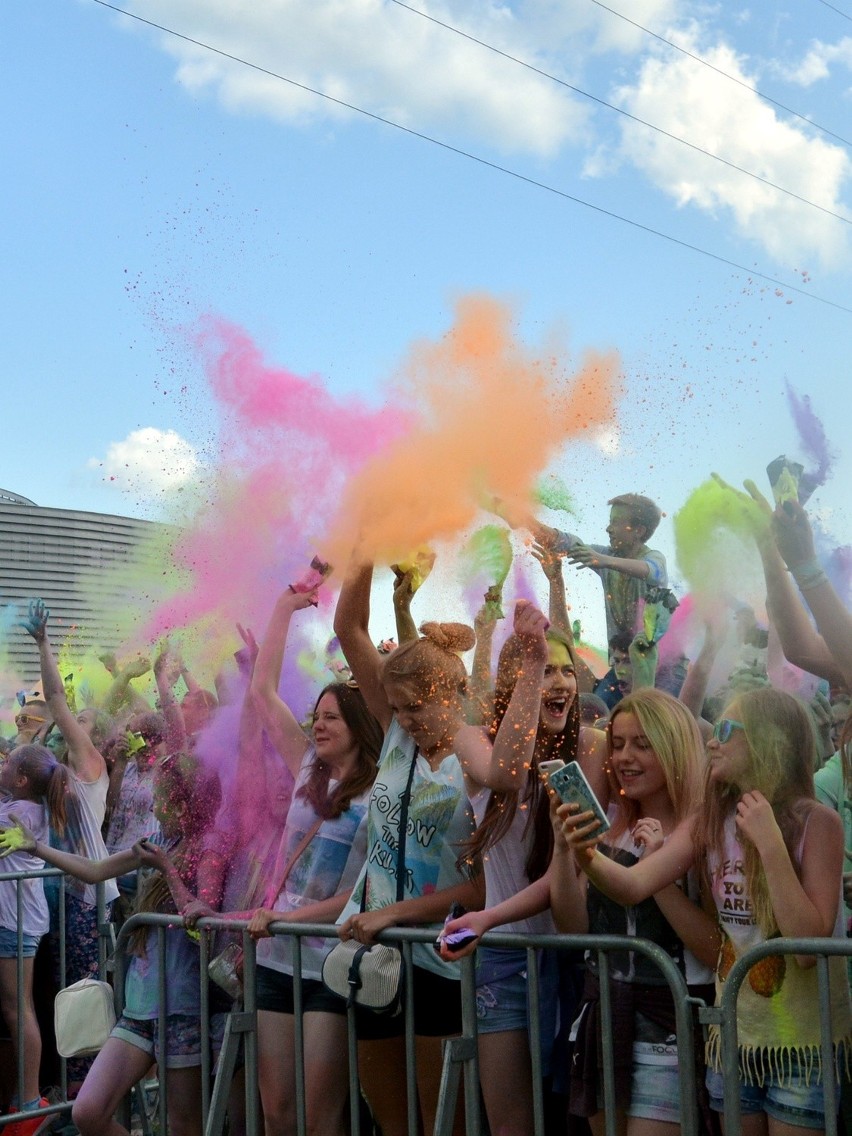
[54,978,116,1057]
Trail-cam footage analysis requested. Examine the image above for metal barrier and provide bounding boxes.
[701,937,852,1136]
[0,867,112,1133]
[5,892,851,1136]
[108,914,701,1136]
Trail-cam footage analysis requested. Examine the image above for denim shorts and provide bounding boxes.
[112,1013,201,1069]
[0,926,41,958]
[629,1018,680,1123]
[706,1053,833,1130]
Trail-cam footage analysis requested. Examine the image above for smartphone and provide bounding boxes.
[434,902,478,955]
[547,761,610,838]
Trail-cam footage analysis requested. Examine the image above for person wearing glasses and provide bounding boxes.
[560,687,850,1136]
[12,700,52,748]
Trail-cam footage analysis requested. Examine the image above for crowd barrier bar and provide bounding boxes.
[112,913,701,1136]
[6,890,851,1136]
[0,867,112,1133]
[702,937,852,1136]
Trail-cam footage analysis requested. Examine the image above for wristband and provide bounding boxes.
[789,556,828,591]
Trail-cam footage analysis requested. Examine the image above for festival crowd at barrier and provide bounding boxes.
[1,477,851,1136]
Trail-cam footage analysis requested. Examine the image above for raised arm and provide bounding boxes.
[391,568,419,646]
[771,500,852,691]
[153,645,187,754]
[333,560,392,731]
[22,600,105,784]
[102,655,152,717]
[249,591,313,778]
[462,600,549,791]
[678,618,727,723]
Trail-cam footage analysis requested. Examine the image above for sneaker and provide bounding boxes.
[4,1099,52,1136]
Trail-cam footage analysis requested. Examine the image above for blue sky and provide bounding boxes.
[3,0,851,648]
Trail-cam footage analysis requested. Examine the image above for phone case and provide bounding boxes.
[547,761,610,836]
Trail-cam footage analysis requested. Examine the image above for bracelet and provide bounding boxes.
[789,556,828,591]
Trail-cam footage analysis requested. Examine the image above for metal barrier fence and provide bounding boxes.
[0,867,112,1133]
[2,874,851,1136]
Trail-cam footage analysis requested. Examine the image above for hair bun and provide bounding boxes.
[420,621,476,654]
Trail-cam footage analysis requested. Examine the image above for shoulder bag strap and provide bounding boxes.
[359,744,419,912]
[263,814,324,909]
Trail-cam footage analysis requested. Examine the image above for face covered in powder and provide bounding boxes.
[539,640,577,736]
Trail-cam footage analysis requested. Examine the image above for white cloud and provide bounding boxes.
[780,37,852,87]
[123,0,589,156]
[594,427,621,458]
[88,428,200,497]
[605,27,852,267]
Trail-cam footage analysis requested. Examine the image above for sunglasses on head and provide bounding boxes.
[16,711,47,726]
[712,718,745,743]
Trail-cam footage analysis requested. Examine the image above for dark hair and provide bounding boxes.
[464,628,581,882]
[608,494,662,541]
[128,711,166,748]
[298,683,383,820]
[608,631,633,655]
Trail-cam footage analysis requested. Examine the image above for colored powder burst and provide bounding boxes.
[535,474,576,515]
[673,480,765,604]
[132,316,412,668]
[785,381,835,501]
[322,295,619,566]
[460,526,514,590]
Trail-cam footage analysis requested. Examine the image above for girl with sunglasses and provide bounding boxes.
[560,686,850,1136]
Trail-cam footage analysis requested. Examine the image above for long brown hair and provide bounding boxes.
[465,628,581,882]
[694,687,818,936]
[299,683,383,819]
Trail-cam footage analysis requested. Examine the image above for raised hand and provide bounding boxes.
[20,598,49,643]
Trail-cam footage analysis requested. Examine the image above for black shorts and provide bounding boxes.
[354,965,462,1041]
[256,964,347,1016]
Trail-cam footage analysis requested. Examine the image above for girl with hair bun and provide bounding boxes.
[334,561,495,1136]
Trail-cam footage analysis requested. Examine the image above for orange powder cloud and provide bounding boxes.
[322,294,620,566]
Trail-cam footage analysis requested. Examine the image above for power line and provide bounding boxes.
[90,0,852,316]
[813,0,852,23]
[589,0,852,150]
[387,0,852,226]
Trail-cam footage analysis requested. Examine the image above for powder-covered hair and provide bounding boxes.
[382,622,475,703]
[694,687,818,936]
[605,689,703,842]
[608,494,662,541]
[13,743,77,838]
[131,753,222,955]
[464,628,580,883]
[298,683,383,819]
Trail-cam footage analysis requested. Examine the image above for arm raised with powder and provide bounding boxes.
[333,559,392,731]
[250,590,314,778]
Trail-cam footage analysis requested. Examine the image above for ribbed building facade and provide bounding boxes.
[0,489,162,685]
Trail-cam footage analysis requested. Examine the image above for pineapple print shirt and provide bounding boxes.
[707,811,851,1077]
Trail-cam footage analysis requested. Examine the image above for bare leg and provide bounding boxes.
[478,1030,534,1136]
[0,957,41,1104]
[626,1118,681,1136]
[768,1116,823,1136]
[71,1037,154,1136]
[414,1035,464,1136]
[257,1009,349,1136]
[357,1036,414,1136]
[589,1108,628,1136]
[163,1067,203,1136]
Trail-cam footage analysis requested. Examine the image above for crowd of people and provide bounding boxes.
[0,483,851,1136]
